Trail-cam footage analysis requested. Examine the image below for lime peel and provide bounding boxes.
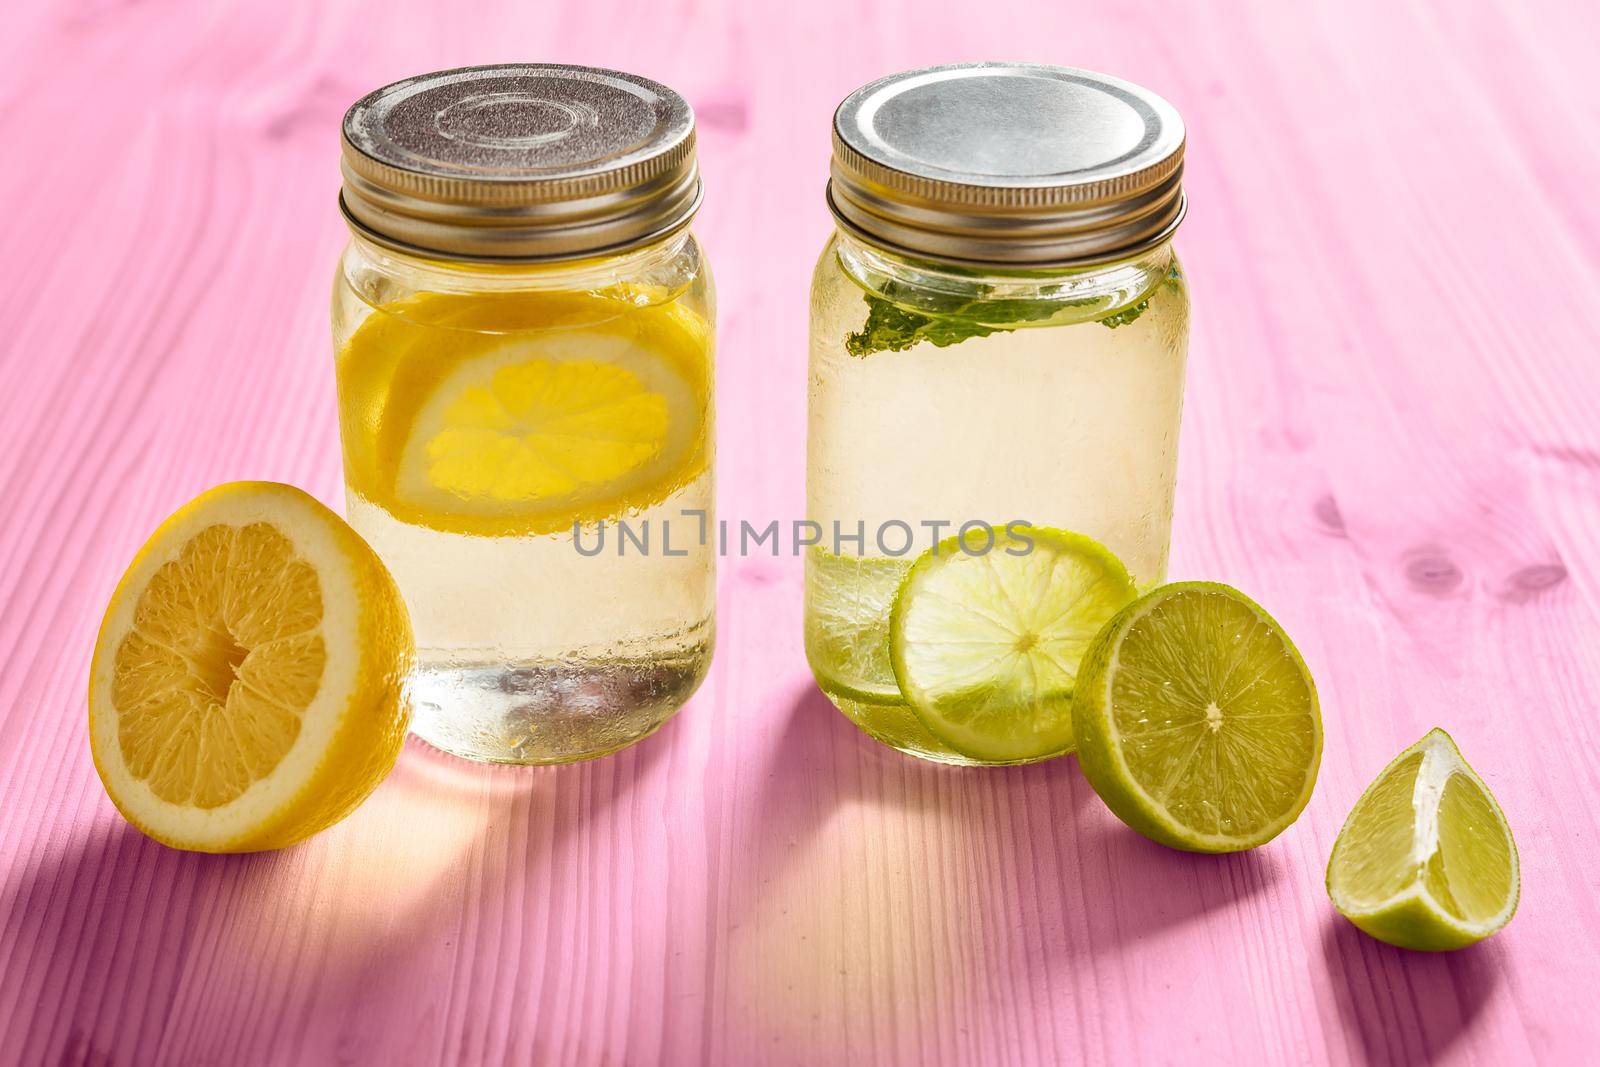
[1072,581,1322,853]
[888,525,1137,763]
[804,549,913,704]
[1326,729,1519,951]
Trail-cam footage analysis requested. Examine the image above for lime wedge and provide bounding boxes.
[888,526,1136,763]
[1326,729,1518,950]
[1072,582,1321,852]
[804,549,913,703]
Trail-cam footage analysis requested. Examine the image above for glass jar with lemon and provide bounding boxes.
[334,65,714,764]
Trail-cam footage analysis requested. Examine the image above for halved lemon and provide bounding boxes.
[336,291,711,536]
[88,482,413,852]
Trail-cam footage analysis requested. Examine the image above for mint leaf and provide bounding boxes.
[843,275,1162,357]
[844,297,998,356]
[1097,297,1150,329]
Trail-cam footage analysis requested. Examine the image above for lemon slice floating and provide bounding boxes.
[395,329,698,524]
[1072,582,1321,852]
[337,292,711,536]
[889,526,1137,763]
[1326,729,1519,950]
[88,482,412,852]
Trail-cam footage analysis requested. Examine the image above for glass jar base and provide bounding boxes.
[824,689,1064,768]
[407,650,709,765]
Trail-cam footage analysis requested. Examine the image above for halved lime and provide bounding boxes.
[804,548,913,703]
[1326,729,1518,950]
[1072,582,1321,852]
[888,526,1136,763]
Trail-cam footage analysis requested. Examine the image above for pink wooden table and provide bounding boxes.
[3,1,1597,1063]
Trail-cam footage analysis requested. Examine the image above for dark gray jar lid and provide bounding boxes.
[341,64,700,262]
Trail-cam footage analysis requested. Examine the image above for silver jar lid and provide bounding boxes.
[829,63,1185,267]
[340,64,700,261]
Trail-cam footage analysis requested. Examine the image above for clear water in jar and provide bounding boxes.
[334,282,715,764]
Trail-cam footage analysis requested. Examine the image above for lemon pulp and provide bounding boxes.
[111,521,326,807]
[89,482,412,852]
[337,290,711,537]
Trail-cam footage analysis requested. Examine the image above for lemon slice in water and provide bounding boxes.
[339,292,710,536]
[1326,729,1518,950]
[1072,582,1322,852]
[89,482,412,852]
[394,330,697,525]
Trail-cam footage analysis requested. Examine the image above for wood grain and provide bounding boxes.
[2,0,1597,1063]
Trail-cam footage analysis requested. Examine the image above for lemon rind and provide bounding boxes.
[88,482,411,852]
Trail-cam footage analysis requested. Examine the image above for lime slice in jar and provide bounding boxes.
[888,525,1136,763]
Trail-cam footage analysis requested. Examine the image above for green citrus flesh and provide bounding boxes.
[804,548,913,704]
[1072,582,1321,852]
[889,526,1137,763]
[1326,729,1518,950]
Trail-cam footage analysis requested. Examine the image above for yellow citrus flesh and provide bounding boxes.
[89,482,413,852]
[336,289,712,536]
